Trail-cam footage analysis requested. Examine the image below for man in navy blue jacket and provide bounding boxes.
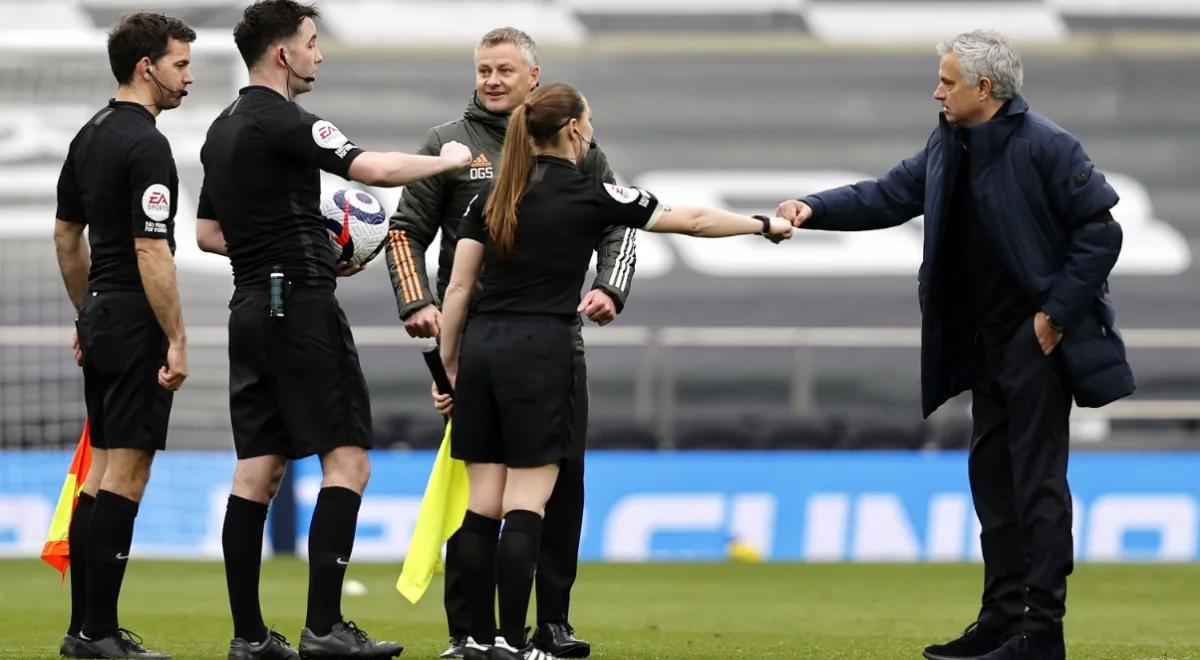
[777,30,1134,660]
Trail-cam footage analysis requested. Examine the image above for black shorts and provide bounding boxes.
[452,314,576,468]
[227,286,372,460]
[76,291,173,451]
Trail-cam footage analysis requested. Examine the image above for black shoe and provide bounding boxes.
[461,637,491,660]
[488,637,556,660]
[924,621,1018,660]
[228,630,300,660]
[60,633,89,658]
[78,629,171,659]
[978,632,1065,660]
[531,623,589,658]
[298,620,403,659]
[440,635,469,659]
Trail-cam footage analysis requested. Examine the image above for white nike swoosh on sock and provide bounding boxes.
[115,553,129,560]
[335,557,350,565]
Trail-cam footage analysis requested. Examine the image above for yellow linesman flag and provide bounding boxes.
[41,420,93,577]
[396,420,468,604]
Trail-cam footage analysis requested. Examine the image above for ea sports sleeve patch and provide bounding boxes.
[295,114,363,177]
[139,184,171,234]
[128,134,176,238]
[603,182,641,204]
[600,182,663,229]
[270,107,364,177]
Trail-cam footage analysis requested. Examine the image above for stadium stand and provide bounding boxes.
[2,0,1200,455]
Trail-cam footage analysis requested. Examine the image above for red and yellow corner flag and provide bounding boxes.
[41,421,93,577]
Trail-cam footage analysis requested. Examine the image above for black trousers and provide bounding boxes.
[444,354,589,636]
[969,320,1073,635]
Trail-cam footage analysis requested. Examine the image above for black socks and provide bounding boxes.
[496,510,543,647]
[81,490,138,640]
[66,491,96,637]
[223,495,270,642]
[456,510,502,643]
[305,486,361,637]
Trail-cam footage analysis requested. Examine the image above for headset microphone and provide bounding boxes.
[282,53,316,84]
[147,69,188,98]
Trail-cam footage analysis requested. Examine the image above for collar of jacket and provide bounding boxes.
[939,93,1029,158]
[463,92,510,137]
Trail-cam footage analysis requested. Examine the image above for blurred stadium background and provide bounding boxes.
[3,0,1200,578]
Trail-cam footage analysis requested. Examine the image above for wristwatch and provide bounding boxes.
[752,214,771,235]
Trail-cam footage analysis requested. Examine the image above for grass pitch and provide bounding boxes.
[1,559,1198,659]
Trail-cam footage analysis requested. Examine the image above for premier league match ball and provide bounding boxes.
[320,187,389,266]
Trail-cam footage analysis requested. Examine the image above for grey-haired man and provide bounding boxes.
[778,31,1133,660]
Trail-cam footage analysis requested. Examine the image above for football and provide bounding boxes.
[319,187,389,266]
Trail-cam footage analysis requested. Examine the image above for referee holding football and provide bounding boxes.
[194,2,470,658]
[439,82,792,660]
[53,12,193,660]
[385,27,633,659]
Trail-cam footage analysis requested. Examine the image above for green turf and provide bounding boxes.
[2,559,1198,659]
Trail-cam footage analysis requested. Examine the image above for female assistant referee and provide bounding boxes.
[437,82,792,660]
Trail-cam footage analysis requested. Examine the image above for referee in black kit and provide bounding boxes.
[436,82,792,660]
[53,12,193,660]
[385,27,633,659]
[193,1,470,659]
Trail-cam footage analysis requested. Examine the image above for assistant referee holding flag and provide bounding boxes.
[54,12,193,660]
[438,82,792,660]
[385,27,632,659]
[195,1,470,658]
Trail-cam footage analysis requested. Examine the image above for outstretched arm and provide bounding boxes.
[651,206,793,240]
[780,146,928,231]
[348,142,471,187]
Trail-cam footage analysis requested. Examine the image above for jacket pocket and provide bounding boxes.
[1058,302,1134,407]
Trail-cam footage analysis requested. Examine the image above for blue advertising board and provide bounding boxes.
[2,450,1197,562]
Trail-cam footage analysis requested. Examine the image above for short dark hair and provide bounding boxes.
[234,0,320,69]
[107,13,196,85]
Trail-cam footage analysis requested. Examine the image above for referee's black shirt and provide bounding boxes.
[198,86,364,289]
[458,155,663,316]
[56,100,178,291]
